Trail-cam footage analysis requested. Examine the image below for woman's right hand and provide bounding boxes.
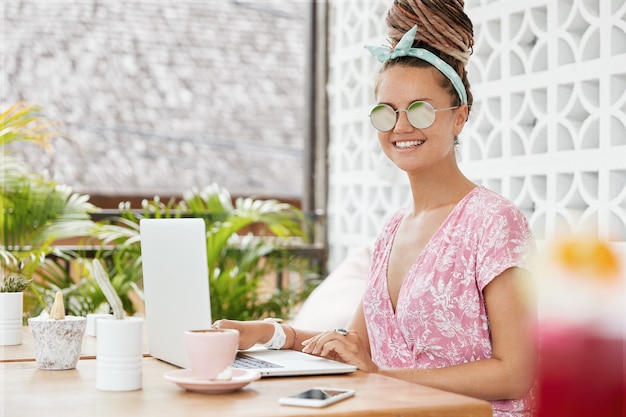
[211,319,273,350]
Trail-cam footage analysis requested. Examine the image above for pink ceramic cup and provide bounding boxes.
[183,329,239,380]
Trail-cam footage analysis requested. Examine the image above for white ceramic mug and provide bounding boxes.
[183,329,239,379]
[96,317,143,391]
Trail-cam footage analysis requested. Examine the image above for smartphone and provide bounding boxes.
[278,387,356,408]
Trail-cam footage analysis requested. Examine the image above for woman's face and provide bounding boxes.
[374,64,467,175]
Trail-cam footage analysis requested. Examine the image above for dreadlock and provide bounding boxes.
[384,0,474,108]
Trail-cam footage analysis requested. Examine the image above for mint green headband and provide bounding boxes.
[365,25,468,105]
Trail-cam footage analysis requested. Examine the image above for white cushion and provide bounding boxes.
[289,245,371,331]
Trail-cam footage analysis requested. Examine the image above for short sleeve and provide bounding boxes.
[474,196,535,291]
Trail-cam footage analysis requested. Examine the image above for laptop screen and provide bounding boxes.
[140,218,213,368]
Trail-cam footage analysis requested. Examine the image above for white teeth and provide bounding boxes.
[395,140,424,149]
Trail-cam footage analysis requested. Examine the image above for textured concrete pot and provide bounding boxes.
[0,292,24,346]
[28,316,86,370]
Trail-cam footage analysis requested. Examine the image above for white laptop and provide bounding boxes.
[140,218,356,377]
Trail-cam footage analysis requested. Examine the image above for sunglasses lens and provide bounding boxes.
[369,104,396,132]
[407,101,436,129]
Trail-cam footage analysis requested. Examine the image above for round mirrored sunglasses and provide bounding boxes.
[369,101,459,132]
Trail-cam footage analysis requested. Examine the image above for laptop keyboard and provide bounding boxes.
[233,353,284,369]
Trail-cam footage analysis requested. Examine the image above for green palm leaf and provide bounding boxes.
[1,102,99,312]
[0,102,55,149]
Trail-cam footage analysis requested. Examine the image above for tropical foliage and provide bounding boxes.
[94,186,319,321]
[1,102,319,321]
[1,102,99,313]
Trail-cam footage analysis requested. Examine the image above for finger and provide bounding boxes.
[319,340,343,358]
[310,332,349,356]
[301,335,321,353]
[301,332,331,354]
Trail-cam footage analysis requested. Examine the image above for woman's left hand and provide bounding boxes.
[301,328,378,372]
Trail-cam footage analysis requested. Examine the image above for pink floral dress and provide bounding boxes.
[364,186,535,417]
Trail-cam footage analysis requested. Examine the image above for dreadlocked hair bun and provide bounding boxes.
[386,0,474,66]
[384,0,474,109]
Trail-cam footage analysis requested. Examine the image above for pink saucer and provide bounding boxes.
[163,368,261,394]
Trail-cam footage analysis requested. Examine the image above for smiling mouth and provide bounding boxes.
[394,140,424,149]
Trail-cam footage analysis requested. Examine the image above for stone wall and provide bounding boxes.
[3,0,307,200]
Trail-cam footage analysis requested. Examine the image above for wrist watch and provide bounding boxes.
[262,318,286,350]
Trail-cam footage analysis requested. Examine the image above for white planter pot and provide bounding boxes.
[86,313,114,337]
[96,317,144,391]
[0,292,24,346]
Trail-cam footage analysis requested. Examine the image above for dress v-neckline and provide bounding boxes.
[383,186,480,314]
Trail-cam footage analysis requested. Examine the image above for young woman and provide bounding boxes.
[214,2,537,415]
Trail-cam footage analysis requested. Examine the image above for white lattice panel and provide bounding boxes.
[326,0,409,268]
[326,0,626,270]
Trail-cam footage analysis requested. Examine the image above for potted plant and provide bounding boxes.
[91,258,143,391]
[28,289,87,369]
[0,274,32,345]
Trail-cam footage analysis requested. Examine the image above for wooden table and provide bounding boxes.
[1,328,493,417]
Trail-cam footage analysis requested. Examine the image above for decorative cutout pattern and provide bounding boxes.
[326,0,626,269]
